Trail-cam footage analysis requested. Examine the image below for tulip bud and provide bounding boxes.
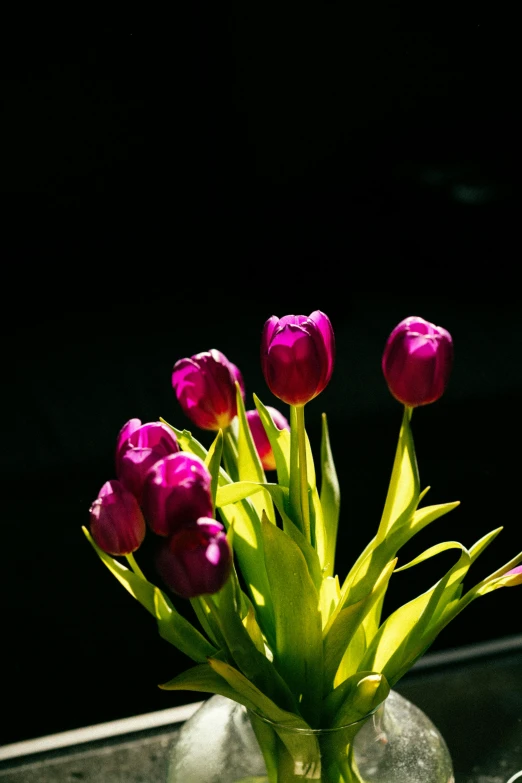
[261,311,335,406]
[155,518,232,598]
[142,452,213,536]
[115,418,142,475]
[117,421,180,504]
[246,406,290,471]
[89,479,146,556]
[382,316,453,407]
[172,349,245,431]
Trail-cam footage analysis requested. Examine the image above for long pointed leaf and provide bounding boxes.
[206,564,298,712]
[235,383,276,524]
[375,407,420,544]
[253,394,291,489]
[83,527,216,662]
[260,513,323,723]
[205,429,223,512]
[320,413,340,579]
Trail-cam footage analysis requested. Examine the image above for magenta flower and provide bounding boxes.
[246,406,290,471]
[155,518,232,598]
[115,418,142,474]
[141,452,214,536]
[172,349,245,431]
[382,316,454,407]
[89,479,146,556]
[117,421,180,504]
[260,311,335,406]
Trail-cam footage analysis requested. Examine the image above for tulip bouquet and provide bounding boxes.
[85,312,522,783]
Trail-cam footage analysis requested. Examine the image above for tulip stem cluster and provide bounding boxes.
[85,311,522,783]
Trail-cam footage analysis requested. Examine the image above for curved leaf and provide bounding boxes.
[82,527,216,662]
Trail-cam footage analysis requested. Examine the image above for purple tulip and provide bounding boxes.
[382,316,454,407]
[260,311,335,406]
[172,349,246,431]
[89,479,146,556]
[246,406,290,471]
[141,452,213,537]
[155,518,232,598]
[115,418,142,474]
[117,421,180,504]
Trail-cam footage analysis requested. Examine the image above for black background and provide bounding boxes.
[1,10,521,746]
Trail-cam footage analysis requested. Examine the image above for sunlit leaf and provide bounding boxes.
[205,429,223,511]
[235,384,276,524]
[253,394,291,489]
[375,407,420,544]
[320,413,340,579]
[83,527,216,662]
[322,559,396,690]
[208,658,321,765]
[260,513,323,723]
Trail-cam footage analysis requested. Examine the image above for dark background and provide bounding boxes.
[2,11,521,746]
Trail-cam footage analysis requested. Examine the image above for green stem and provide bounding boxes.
[125,552,146,581]
[289,406,302,532]
[296,404,311,544]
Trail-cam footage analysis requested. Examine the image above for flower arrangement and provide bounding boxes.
[85,311,522,782]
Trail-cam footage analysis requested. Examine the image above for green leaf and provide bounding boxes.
[235,384,276,525]
[216,481,323,592]
[333,621,367,687]
[205,565,298,713]
[159,662,258,707]
[320,413,340,579]
[208,658,310,730]
[189,596,221,647]
[308,467,327,572]
[266,485,323,590]
[464,548,522,599]
[208,659,323,766]
[160,419,209,462]
[161,418,237,489]
[216,498,276,649]
[321,673,390,777]
[153,588,218,662]
[408,500,461,539]
[394,540,469,573]
[253,394,291,489]
[205,429,223,511]
[469,527,503,563]
[243,604,267,655]
[360,543,472,685]
[82,527,216,662]
[319,575,341,630]
[322,558,397,691]
[216,480,267,507]
[260,513,323,723]
[323,671,390,729]
[375,406,420,545]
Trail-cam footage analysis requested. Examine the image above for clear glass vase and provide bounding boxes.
[167,690,455,782]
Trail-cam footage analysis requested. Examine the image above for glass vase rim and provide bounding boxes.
[245,700,385,735]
